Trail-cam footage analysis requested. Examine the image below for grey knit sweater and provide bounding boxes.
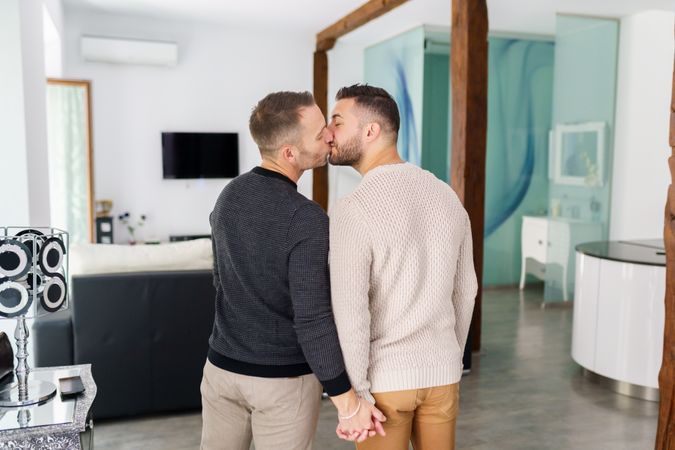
[207,166,350,396]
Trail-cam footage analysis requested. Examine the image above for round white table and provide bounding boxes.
[572,240,666,401]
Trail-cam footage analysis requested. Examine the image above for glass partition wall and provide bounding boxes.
[543,16,619,303]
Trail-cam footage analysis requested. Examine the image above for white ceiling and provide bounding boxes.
[63,0,366,33]
[64,0,675,43]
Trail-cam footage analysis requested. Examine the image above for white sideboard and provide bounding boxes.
[520,216,602,300]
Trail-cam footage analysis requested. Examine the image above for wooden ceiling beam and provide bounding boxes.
[316,0,409,50]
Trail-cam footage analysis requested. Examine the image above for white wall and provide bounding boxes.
[0,0,54,368]
[43,0,63,34]
[63,10,316,241]
[0,0,52,227]
[43,1,63,78]
[609,10,674,241]
[21,0,52,227]
[0,0,31,226]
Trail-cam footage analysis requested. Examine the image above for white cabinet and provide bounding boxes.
[520,216,548,285]
[520,216,602,300]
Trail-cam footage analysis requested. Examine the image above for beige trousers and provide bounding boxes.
[200,359,323,450]
[356,383,460,450]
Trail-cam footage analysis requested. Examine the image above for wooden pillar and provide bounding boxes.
[450,0,488,351]
[313,46,332,211]
[656,55,675,450]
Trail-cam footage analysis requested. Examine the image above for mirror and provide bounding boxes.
[551,121,605,187]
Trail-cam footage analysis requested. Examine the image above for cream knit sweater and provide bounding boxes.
[329,162,477,403]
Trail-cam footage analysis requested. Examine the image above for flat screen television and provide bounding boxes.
[162,132,239,179]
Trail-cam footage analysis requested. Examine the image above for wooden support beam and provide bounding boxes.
[313,50,330,211]
[656,53,675,450]
[450,0,488,352]
[316,0,409,50]
[317,38,337,53]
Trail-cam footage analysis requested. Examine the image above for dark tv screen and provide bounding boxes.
[162,132,239,179]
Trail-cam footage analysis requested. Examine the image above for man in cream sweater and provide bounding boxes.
[327,84,478,450]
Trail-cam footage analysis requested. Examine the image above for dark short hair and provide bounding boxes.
[249,91,315,156]
[335,84,400,138]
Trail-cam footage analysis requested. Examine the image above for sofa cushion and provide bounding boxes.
[69,239,213,276]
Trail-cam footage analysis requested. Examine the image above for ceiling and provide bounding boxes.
[64,0,675,44]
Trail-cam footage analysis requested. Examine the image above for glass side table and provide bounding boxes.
[0,365,96,450]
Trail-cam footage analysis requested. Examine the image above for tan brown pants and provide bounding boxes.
[357,383,460,450]
[200,359,323,450]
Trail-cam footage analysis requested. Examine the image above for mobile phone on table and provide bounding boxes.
[59,376,85,398]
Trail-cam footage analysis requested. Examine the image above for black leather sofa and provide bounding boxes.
[33,270,215,419]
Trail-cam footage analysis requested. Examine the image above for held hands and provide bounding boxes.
[329,388,386,443]
[335,397,386,443]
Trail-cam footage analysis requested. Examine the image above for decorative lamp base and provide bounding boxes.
[0,380,57,407]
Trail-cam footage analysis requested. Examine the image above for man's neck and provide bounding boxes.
[355,145,404,176]
[260,159,302,184]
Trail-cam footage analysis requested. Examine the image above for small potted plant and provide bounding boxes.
[117,212,147,245]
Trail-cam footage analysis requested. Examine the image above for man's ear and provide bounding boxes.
[280,144,295,162]
[364,122,381,142]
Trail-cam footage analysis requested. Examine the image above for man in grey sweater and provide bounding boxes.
[200,91,385,450]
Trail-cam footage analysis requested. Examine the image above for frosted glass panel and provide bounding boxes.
[410,33,555,286]
[364,27,425,166]
[545,15,619,302]
[363,28,555,287]
[422,37,556,285]
[483,38,554,286]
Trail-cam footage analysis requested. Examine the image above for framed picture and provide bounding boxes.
[549,122,605,187]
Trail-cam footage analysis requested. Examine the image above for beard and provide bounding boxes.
[328,134,363,166]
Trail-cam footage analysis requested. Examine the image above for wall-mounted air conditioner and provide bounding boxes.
[81,35,178,67]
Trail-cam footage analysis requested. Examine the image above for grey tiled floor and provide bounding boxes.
[93,286,658,449]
